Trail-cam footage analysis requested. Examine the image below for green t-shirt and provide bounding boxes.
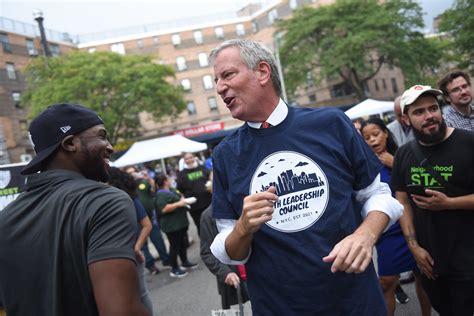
[154,189,189,233]
[136,179,155,217]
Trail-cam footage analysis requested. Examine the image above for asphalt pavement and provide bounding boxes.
[145,216,438,316]
[145,218,252,316]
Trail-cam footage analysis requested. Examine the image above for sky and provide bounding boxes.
[1,0,454,36]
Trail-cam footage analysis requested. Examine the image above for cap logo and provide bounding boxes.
[60,126,71,133]
[414,85,424,90]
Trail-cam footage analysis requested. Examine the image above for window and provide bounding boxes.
[268,9,279,24]
[181,79,191,91]
[137,39,143,48]
[374,79,379,91]
[171,34,181,46]
[198,53,209,67]
[50,44,60,56]
[88,47,96,53]
[0,34,11,53]
[187,101,196,115]
[203,75,214,90]
[153,36,159,46]
[363,82,370,96]
[306,72,314,87]
[236,24,245,36]
[252,21,259,33]
[176,56,187,71]
[12,91,21,107]
[111,43,125,55]
[382,79,387,90]
[19,120,28,134]
[208,97,218,112]
[193,30,203,44]
[6,63,16,80]
[308,94,316,102]
[290,0,298,10]
[26,39,37,56]
[330,82,354,98]
[215,27,224,39]
[391,78,398,94]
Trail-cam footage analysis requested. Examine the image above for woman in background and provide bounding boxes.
[108,167,153,313]
[154,174,198,278]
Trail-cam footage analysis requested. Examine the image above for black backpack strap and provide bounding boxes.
[409,141,457,192]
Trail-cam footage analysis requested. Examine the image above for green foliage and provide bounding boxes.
[21,51,185,144]
[439,0,474,70]
[278,0,441,101]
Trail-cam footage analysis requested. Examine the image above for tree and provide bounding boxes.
[22,51,186,145]
[439,0,474,70]
[278,0,441,101]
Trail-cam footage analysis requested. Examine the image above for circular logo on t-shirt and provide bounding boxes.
[249,151,329,233]
[0,170,11,189]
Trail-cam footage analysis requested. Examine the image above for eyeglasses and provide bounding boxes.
[449,83,470,95]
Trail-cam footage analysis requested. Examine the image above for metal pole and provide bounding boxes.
[274,32,288,103]
[33,10,51,57]
[160,158,167,176]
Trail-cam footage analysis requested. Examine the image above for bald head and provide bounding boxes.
[393,96,405,125]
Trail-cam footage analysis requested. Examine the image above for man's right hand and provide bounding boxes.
[224,272,240,287]
[235,186,277,236]
[409,244,436,280]
[224,186,277,261]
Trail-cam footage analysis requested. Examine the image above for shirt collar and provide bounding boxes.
[247,98,288,129]
[446,104,474,118]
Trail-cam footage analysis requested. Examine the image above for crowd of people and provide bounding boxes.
[0,39,472,316]
[353,71,474,316]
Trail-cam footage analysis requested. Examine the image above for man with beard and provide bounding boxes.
[0,104,151,316]
[391,85,474,315]
[437,70,473,130]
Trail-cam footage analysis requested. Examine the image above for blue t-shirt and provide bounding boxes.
[212,106,385,315]
[133,197,148,235]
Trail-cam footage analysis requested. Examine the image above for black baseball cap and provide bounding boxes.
[21,103,104,175]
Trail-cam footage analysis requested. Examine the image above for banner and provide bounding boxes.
[0,163,27,212]
[172,122,224,138]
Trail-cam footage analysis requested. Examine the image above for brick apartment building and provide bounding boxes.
[0,0,404,163]
[0,18,75,163]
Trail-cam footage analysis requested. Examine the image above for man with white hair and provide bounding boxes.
[209,39,403,315]
[387,95,415,146]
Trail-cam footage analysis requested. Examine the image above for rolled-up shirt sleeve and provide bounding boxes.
[355,173,403,231]
[210,219,251,265]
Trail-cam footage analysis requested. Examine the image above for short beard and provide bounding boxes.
[79,136,109,182]
[412,119,447,145]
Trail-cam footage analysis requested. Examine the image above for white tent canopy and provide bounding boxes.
[112,134,208,168]
[344,98,394,120]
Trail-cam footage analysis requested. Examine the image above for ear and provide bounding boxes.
[255,61,272,86]
[402,114,411,127]
[60,135,78,153]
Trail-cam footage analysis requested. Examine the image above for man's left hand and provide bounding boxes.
[322,230,376,274]
[412,190,450,210]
